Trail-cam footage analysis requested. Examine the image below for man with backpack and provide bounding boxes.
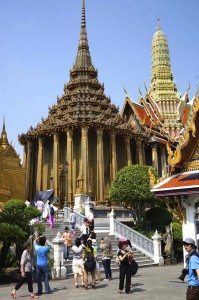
[82,239,96,289]
[182,237,199,300]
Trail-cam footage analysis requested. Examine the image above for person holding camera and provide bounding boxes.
[181,238,199,300]
[117,240,132,294]
[33,236,52,296]
[100,237,112,281]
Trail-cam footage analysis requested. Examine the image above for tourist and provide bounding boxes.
[92,239,101,282]
[35,198,44,221]
[71,237,84,288]
[82,239,96,289]
[182,238,199,300]
[11,242,38,299]
[117,240,132,294]
[87,207,94,232]
[62,226,72,261]
[100,237,112,281]
[69,209,76,236]
[33,236,52,295]
[80,218,89,246]
[47,202,58,228]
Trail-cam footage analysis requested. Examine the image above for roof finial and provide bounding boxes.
[3,115,5,132]
[81,0,86,28]
[157,18,161,31]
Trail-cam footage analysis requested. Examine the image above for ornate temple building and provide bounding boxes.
[0,118,26,208]
[18,1,194,209]
[19,1,149,207]
[151,93,199,251]
[122,20,193,177]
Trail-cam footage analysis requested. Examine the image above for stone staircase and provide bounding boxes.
[43,221,158,278]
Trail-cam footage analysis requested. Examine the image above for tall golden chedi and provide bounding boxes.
[149,20,186,139]
[0,117,26,207]
[18,0,148,207]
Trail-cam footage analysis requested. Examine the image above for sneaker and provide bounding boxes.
[103,278,109,281]
[118,290,122,294]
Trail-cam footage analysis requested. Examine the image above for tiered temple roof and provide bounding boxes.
[19,0,147,145]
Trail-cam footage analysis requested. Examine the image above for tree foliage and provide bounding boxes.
[145,206,172,232]
[0,199,41,270]
[109,164,159,218]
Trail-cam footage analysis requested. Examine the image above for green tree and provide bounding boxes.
[109,164,159,219]
[145,206,172,232]
[0,199,41,270]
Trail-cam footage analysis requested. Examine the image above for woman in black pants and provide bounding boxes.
[117,240,132,294]
[11,242,38,299]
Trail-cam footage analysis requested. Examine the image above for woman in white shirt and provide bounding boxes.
[80,218,89,246]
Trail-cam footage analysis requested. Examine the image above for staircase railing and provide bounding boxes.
[64,207,85,229]
[113,219,154,259]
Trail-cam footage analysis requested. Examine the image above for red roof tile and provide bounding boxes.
[133,104,154,127]
[154,172,199,190]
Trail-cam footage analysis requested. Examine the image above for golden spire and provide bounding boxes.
[0,115,9,148]
[75,0,93,68]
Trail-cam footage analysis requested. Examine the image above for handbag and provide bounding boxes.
[131,259,138,275]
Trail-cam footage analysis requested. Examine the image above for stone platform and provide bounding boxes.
[1,264,187,300]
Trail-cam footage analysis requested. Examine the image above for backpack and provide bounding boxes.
[50,206,55,215]
[84,251,96,272]
[131,259,139,276]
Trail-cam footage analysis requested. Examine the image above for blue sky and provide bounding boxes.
[0,0,199,160]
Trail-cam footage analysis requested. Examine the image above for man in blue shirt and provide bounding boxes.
[183,237,199,300]
[33,236,52,296]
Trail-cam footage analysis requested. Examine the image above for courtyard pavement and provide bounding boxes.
[1,264,187,300]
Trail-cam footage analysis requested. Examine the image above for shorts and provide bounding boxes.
[72,260,84,276]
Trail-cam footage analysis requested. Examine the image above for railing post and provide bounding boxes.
[109,209,115,235]
[152,230,164,266]
[64,206,71,222]
[52,231,66,279]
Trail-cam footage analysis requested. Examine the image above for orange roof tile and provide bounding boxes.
[133,103,154,127]
[153,171,199,191]
[182,105,191,125]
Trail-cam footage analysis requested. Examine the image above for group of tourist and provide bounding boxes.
[10,203,199,299]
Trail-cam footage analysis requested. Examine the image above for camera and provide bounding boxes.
[178,268,188,281]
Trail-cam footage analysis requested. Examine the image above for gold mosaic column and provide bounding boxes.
[152,143,158,172]
[161,146,167,176]
[36,137,44,192]
[22,145,27,168]
[137,139,144,165]
[124,136,132,165]
[25,140,32,200]
[67,129,73,205]
[81,127,88,193]
[110,132,117,180]
[97,128,104,203]
[53,132,60,197]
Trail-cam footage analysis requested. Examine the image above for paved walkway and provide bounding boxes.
[1,264,187,300]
